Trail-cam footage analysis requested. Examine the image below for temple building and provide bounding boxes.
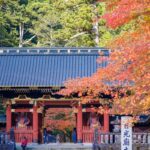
[0,47,149,143]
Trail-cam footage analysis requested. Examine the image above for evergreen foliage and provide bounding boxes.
[0,0,130,47]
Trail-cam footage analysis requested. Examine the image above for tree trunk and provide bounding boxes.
[50,27,53,47]
[93,3,99,46]
[19,23,24,47]
[94,20,99,46]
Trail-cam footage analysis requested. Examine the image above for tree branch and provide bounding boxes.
[23,35,36,45]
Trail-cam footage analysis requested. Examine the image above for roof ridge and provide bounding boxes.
[0,47,109,55]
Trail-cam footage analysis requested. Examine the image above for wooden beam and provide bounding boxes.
[11,101,31,105]
[39,100,73,106]
[83,108,97,112]
[11,109,33,112]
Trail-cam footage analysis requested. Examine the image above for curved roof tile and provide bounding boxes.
[0,48,109,87]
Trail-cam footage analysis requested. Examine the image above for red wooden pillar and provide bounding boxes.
[33,105,38,142]
[6,104,12,133]
[104,106,109,132]
[77,104,83,143]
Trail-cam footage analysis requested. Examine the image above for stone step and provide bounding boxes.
[16,143,150,150]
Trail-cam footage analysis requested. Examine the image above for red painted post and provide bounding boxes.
[33,105,38,142]
[6,104,11,133]
[104,106,109,132]
[77,104,83,143]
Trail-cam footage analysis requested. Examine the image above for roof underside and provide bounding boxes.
[0,48,109,87]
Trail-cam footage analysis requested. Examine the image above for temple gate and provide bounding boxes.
[0,47,110,143]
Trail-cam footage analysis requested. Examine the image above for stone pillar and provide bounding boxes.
[33,105,38,142]
[77,104,83,143]
[104,106,109,132]
[6,104,12,133]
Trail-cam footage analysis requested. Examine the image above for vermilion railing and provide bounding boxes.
[13,126,33,143]
[82,126,104,143]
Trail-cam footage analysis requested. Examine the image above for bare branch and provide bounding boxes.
[23,35,36,45]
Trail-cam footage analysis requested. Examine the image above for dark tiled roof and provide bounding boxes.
[0,48,109,87]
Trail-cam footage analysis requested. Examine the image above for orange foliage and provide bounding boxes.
[44,108,75,132]
[103,0,149,28]
[102,0,150,115]
[60,0,150,115]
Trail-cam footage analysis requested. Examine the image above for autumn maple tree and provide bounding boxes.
[44,108,75,132]
[60,0,150,115]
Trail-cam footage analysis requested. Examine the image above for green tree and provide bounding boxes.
[31,0,96,47]
[0,0,136,47]
[32,0,114,47]
[0,0,50,47]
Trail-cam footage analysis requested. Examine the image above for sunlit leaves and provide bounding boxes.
[60,0,150,115]
[45,108,75,132]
